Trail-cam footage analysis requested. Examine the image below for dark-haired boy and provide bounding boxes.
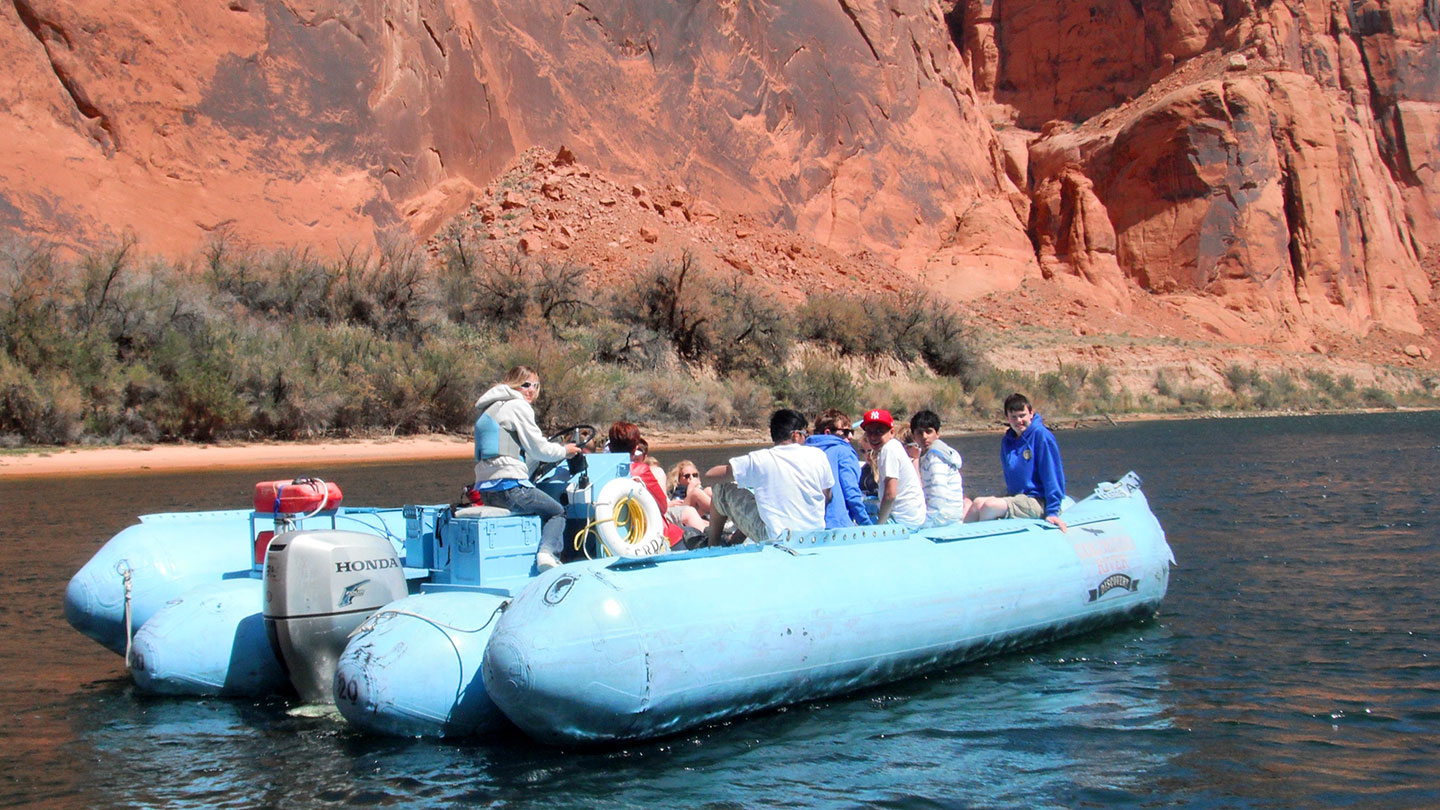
[705,409,833,545]
[909,409,968,526]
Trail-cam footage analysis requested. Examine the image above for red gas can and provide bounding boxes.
[253,478,344,514]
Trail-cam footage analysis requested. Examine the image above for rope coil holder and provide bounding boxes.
[573,481,656,560]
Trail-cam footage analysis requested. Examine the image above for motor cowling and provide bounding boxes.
[262,529,408,704]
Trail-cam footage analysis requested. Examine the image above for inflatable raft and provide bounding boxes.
[65,447,1172,745]
[478,471,1171,744]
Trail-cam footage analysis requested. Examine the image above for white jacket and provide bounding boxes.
[472,383,568,484]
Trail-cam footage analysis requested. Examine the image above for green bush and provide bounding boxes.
[707,275,793,377]
[796,293,870,355]
[1361,386,1396,408]
[1224,364,1260,393]
[798,290,983,383]
[609,251,712,360]
[773,356,859,415]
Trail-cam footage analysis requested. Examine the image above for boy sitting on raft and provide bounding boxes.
[965,393,1068,533]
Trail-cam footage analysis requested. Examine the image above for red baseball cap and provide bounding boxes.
[861,408,892,429]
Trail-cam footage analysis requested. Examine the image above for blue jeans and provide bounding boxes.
[482,485,566,556]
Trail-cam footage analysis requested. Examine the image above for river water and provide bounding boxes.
[2,412,1437,808]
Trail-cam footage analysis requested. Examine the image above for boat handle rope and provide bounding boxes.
[349,601,507,640]
[572,492,650,560]
[345,602,507,709]
[118,561,134,669]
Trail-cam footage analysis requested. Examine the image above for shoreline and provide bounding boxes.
[0,428,771,480]
[1,407,1427,480]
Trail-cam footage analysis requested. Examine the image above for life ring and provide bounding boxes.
[593,477,669,558]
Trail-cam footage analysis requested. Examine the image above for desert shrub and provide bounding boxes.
[1224,364,1261,393]
[204,244,336,322]
[433,225,487,325]
[717,374,775,427]
[1361,386,1396,408]
[1250,371,1299,410]
[530,258,597,330]
[610,251,712,360]
[1082,364,1118,409]
[1304,369,1360,408]
[226,322,376,438]
[1175,385,1215,411]
[607,251,791,376]
[331,242,431,340]
[0,356,85,444]
[456,250,529,330]
[773,356,859,415]
[586,318,674,369]
[879,376,970,427]
[480,324,615,430]
[0,241,73,373]
[866,291,929,360]
[706,275,793,377]
[920,303,985,383]
[796,293,870,355]
[919,377,969,421]
[1154,369,1177,400]
[799,290,983,382]
[614,371,705,427]
[1037,369,1076,407]
[965,367,1036,418]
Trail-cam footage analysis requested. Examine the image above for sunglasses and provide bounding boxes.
[520,381,540,390]
[679,472,699,480]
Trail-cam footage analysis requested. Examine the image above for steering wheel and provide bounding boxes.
[531,424,597,482]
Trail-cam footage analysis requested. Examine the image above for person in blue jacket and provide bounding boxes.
[965,393,1068,532]
[805,409,874,528]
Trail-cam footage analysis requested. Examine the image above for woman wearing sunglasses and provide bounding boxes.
[473,366,580,571]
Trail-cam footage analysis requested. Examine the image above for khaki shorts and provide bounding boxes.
[1001,493,1044,520]
[710,482,770,543]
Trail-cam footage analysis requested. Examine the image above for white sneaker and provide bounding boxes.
[535,551,561,571]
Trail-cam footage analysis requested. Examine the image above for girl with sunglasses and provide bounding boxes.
[472,366,581,571]
[666,460,713,526]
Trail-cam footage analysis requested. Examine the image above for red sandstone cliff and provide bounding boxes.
[967,0,1438,347]
[1,0,1435,354]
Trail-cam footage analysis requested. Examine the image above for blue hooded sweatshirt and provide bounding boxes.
[805,433,874,528]
[1000,412,1067,517]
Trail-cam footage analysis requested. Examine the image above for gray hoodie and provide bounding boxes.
[472,383,569,484]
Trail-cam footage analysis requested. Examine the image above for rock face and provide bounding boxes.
[1,0,1436,345]
[964,0,1437,344]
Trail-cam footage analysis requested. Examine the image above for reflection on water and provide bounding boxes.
[3,411,1437,807]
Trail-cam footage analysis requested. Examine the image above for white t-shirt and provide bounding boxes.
[730,443,835,535]
[878,438,926,527]
[919,439,966,525]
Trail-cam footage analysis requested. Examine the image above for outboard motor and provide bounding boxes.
[262,530,408,703]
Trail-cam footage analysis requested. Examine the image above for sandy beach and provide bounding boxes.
[0,428,771,480]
